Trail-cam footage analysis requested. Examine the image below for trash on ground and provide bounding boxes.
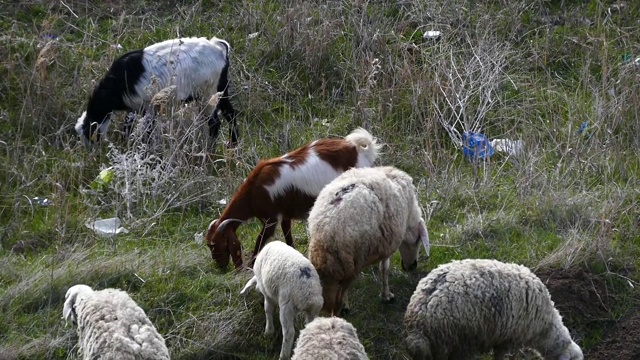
[85,217,129,237]
[90,167,115,190]
[490,138,524,157]
[194,232,204,245]
[423,30,442,40]
[462,132,494,160]
[31,197,53,207]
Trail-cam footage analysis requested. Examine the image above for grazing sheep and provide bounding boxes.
[403,259,584,360]
[75,36,237,151]
[206,128,381,270]
[240,240,323,360]
[308,166,430,316]
[63,284,170,360]
[291,316,368,360]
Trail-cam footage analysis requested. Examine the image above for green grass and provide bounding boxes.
[1,0,640,359]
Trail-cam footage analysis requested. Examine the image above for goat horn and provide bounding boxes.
[216,218,247,233]
[207,219,219,232]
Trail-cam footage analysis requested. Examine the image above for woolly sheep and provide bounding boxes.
[403,258,584,360]
[63,284,170,360]
[291,316,368,360]
[75,36,237,151]
[307,166,430,316]
[240,240,324,360]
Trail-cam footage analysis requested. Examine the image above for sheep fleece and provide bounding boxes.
[292,317,368,360]
[74,288,170,360]
[308,166,421,281]
[404,259,579,359]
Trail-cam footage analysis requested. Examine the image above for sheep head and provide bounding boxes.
[63,284,94,325]
[398,218,430,272]
[205,218,246,270]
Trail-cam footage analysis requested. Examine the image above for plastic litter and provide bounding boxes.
[423,30,442,40]
[85,217,129,237]
[90,167,115,190]
[31,197,53,207]
[462,132,494,160]
[247,32,260,40]
[194,232,204,245]
[490,139,524,157]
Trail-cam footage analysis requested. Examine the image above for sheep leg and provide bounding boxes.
[263,296,276,336]
[280,219,294,246]
[278,303,296,360]
[493,346,509,360]
[249,220,277,267]
[337,279,354,316]
[341,289,350,315]
[379,257,395,302]
[320,281,341,316]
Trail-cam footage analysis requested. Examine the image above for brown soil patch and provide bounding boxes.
[587,308,640,360]
[536,267,640,360]
[537,267,616,328]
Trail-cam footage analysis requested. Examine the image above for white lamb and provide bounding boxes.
[291,316,368,360]
[403,258,584,360]
[240,240,324,360]
[307,166,430,316]
[63,284,170,360]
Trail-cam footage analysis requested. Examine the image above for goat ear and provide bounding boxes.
[229,236,243,268]
[419,218,430,257]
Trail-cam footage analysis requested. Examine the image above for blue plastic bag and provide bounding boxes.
[462,132,494,160]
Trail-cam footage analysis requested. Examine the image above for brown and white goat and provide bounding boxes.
[205,128,381,270]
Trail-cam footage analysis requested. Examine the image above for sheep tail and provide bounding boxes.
[240,276,257,296]
[345,127,382,162]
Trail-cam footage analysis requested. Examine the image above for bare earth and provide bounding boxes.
[537,267,640,360]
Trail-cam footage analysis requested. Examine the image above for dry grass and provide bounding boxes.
[1,0,639,359]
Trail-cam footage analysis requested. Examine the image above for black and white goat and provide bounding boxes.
[75,36,238,150]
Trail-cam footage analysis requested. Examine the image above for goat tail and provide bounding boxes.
[240,276,257,296]
[210,37,231,58]
[345,127,383,162]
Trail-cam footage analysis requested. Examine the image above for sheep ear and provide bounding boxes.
[62,297,77,325]
[419,219,430,257]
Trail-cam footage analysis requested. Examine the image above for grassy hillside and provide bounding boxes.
[1,0,639,359]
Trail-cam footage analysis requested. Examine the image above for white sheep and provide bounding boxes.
[307,166,430,316]
[403,258,584,360]
[291,316,368,360]
[63,284,170,360]
[75,36,237,151]
[240,240,324,360]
